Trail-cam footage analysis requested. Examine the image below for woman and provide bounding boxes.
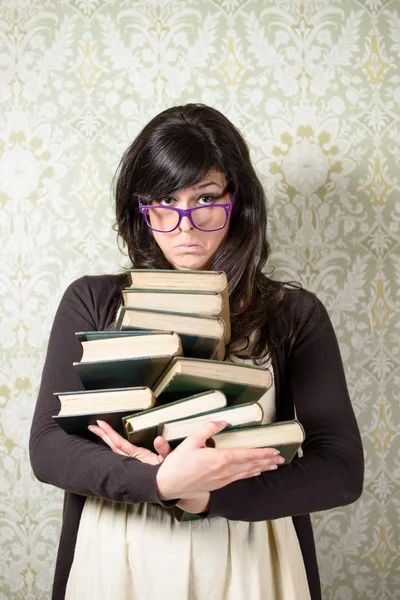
[29,103,364,600]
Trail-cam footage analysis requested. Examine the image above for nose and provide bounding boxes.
[178,215,193,232]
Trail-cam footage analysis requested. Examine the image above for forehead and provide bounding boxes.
[188,168,226,191]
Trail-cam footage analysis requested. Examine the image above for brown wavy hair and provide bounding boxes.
[114,103,297,360]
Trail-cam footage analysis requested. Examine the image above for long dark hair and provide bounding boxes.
[114,103,297,360]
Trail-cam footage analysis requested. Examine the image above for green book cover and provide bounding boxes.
[76,330,155,343]
[123,390,227,445]
[209,420,305,464]
[119,326,221,360]
[53,409,140,438]
[155,373,267,406]
[163,401,263,444]
[73,355,172,391]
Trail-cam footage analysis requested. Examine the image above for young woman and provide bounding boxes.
[29,104,363,600]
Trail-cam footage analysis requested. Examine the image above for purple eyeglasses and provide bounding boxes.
[138,194,235,233]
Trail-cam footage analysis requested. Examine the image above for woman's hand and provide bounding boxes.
[156,420,283,501]
[89,421,210,514]
[88,420,172,465]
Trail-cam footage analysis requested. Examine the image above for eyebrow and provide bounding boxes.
[192,181,222,190]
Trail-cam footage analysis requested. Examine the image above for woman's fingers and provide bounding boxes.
[183,420,229,448]
[88,421,163,465]
[153,436,172,458]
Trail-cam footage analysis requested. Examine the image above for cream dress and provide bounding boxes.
[66,356,310,600]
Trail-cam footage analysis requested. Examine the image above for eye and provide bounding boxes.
[152,197,176,207]
[197,194,217,205]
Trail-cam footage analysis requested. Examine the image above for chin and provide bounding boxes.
[170,256,210,271]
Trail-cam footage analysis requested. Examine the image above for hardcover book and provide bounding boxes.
[153,357,272,406]
[161,401,264,443]
[123,390,227,447]
[116,307,226,361]
[53,386,156,437]
[208,419,305,464]
[121,289,230,341]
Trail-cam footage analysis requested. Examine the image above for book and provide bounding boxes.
[76,330,182,362]
[116,307,226,361]
[126,269,228,297]
[53,386,155,436]
[123,390,227,447]
[121,289,230,341]
[153,357,272,406]
[208,419,305,464]
[73,330,182,390]
[161,401,263,443]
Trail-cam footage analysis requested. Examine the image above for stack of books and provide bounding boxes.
[53,270,304,469]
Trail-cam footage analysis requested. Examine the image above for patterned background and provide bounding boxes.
[0,0,399,598]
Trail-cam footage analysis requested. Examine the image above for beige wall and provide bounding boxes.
[0,0,398,597]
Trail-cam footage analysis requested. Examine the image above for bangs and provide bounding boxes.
[137,130,228,201]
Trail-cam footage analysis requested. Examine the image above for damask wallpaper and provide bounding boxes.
[0,0,399,598]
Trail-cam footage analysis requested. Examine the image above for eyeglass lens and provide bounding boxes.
[145,206,228,232]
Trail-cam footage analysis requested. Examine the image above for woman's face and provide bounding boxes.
[149,169,232,270]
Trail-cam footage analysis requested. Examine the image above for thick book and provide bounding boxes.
[121,289,230,341]
[53,386,155,437]
[73,356,174,391]
[127,269,228,294]
[73,330,182,390]
[153,357,272,406]
[116,307,226,361]
[122,390,227,447]
[208,419,305,464]
[76,330,182,362]
[161,401,263,443]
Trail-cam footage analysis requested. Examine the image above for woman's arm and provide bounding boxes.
[29,276,170,505]
[205,294,364,521]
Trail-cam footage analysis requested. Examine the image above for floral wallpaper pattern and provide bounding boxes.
[0,0,399,598]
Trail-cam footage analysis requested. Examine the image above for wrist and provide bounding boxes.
[155,468,175,501]
[177,493,210,514]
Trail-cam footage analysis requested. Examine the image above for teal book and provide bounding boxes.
[73,330,182,390]
[162,401,264,444]
[73,355,174,391]
[152,357,272,406]
[53,386,156,437]
[122,390,227,447]
[208,419,305,464]
[116,307,226,361]
[75,330,155,343]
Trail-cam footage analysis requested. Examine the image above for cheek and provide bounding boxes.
[152,231,172,253]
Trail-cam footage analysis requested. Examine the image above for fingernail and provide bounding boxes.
[88,425,95,432]
[277,457,285,464]
[272,450,280,456]
[269,465,278,470]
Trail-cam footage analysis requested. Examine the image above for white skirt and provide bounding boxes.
[65,499,310,600]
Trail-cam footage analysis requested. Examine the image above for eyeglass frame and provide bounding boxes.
[138,193,236,233]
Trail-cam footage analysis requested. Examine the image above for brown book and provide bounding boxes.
[124,269,230,342]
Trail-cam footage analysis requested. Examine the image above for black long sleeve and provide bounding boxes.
[207,294,364,521]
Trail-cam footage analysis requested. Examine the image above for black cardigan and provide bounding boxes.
[29,274,364,599]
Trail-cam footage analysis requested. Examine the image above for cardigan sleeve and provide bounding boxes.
[29,276,173,507]
[207,293,364,521]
